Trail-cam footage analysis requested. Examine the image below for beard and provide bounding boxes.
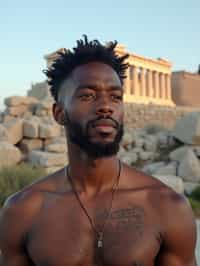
[64,112,123,158]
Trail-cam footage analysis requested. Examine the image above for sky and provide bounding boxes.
[0,0,199,109]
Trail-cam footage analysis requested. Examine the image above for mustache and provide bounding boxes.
[88,116,120,129]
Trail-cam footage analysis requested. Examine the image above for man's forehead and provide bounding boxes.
[71,62,121,86]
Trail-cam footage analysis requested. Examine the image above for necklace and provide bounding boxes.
[65,160,121,249]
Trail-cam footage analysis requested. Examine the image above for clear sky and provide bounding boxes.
[0,0,199,108]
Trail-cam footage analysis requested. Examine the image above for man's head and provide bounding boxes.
[44,35,129,158]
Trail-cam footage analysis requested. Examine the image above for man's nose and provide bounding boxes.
[95,97,114,116]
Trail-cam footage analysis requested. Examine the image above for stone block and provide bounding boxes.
[121,132,134,149]
[2,114,15,123]
[178,150,200,182]
[143,136,158,152]
[120,151,138,165]
[169,146,192,162]
[45,166,64,174]
[6,105,28,116]
[139,151,154,161]
[4,96,38,107]
[39,123,60,138]
[154,162,177,176]
[153,175,184,194]
[28,150,67,167]
[142,162,165,175]
[34,101,53,116]
[134,138,144,148]
[0,124,9,142]
[0,141,22,168]
[173,112,200,144]
[19,138,43,153]
[23,117,40,138]
[44,136,67,146]
[3,118,23,144]
[45,143,67,153]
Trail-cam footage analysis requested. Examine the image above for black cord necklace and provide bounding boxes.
[65,160,121,249]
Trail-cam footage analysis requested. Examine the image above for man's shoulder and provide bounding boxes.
[1,167,66,224]
[123,163,194,214]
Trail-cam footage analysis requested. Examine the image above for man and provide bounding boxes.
[0,35,197,266]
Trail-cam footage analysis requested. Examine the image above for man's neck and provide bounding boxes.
[66,142,120,197]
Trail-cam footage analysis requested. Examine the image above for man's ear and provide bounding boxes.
[52,103,65,125]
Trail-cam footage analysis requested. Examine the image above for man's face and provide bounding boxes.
[61,62,124,158]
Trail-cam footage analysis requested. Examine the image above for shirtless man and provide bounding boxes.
[0,36,197,266]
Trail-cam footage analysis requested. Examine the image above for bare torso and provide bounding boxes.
[0,163,196,266]
[25,164,165,266]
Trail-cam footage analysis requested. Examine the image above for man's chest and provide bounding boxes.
[26,198,162,266]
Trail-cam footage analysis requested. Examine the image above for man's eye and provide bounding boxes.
[79,94,95,100]
[111,94,122,101]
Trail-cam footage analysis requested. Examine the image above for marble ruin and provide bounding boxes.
[44,44,174,106]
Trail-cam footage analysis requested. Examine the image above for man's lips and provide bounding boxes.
[92,119,117,129]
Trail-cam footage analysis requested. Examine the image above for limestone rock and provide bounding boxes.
[45,143,67,153]
[28,150,67,167]
[39,123,60,138]
[4,118,23,144]
[173,112,200,144]
[120,151,138,165]
[156,131,168,148]
[153,175,184,194]
[44,136,67,146]
[34,101,53,116]
[19,138,43,153]
[139,151,154,161]
[45,166,64,174]
[142,162,165,175]
[117,146,127,158]
[193,146,200,157]
[0,124,9,142]
[23,116,40,138]
[154,162,177,176]
[0,141,22,167]
[143,135,158,152]
[6,105,28,116]
[178,149,200,182]
[169,146,192,162]
[121,132,134,150]
[134,138,144,148]
[1,114,15,123]
[4,96,38,107]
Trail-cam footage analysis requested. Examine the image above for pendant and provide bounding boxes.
[98,239,103,248]
[97,233,103,248]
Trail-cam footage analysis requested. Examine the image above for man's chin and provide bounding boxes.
[82,141,120,158]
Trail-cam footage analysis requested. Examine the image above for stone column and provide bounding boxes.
[154,71,159,98]
[124,67,131,94]
[159,73,165,99]
[147,70,153,97]
[133,66,139,96]
[161,73,166,99]
[140,67,146,97]
[166,74,171,100]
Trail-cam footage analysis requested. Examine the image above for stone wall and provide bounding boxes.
[124,103,200,129]
[172,71,200,107]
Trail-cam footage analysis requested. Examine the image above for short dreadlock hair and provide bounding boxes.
[43,35,129,102]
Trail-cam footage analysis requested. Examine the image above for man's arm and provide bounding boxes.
[157,191,197,266]
[0,191,42,266]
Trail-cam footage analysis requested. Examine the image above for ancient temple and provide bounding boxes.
[32,45,174,106]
